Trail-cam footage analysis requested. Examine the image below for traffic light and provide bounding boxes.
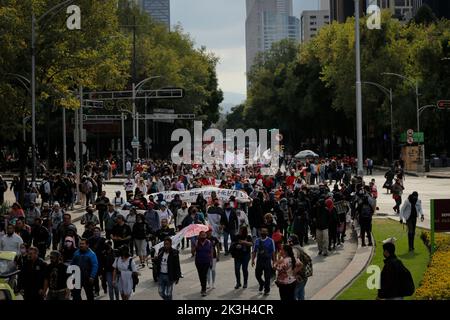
[437,100,450,109]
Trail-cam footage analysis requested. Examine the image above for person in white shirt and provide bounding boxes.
[126,160,132,175]
[124,177,135,202]
[158,202,173,225]
[0,224,23,254]
[113,191,125,207]
[177,202,189,249]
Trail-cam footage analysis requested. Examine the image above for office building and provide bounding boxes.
[246,0,299,75]
[301,10,330,42]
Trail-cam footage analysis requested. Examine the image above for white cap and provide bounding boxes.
[382,237,397,244]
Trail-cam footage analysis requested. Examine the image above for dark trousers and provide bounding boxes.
[255,259,272,293]
[98,210,106,231]
[394,197,402,213]
[328,224,337,248]
[72,281,94,301]
[85,193,91,207]
[407,216,417,250]
[360,217,373,245]
[52,229,59,250]
[195,262,210,292]
[234,254,250,285]
[37,244,47,259]
[278,282,297,301]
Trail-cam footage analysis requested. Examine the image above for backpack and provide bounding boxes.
[297,249,313,279]
[256,238,270,260]
[396,260,415,296]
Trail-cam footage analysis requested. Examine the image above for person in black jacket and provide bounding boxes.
[132,214,150,267]
[378,242,413,300]
[248,198,264,238]
[153,237,182,300]
[220,201,239,255]
[18,246,47,300]
[314,199,330,256]
[31,218,50,259]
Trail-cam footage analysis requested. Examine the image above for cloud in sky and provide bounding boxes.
[171,0,321,96]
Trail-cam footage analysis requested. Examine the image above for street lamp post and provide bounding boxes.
[31,0,75,185]
[361,81,394,164]
[354,0,364,176]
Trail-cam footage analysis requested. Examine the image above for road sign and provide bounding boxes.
[144,137,152,146]
[82,88,184,101]
[139,114,195,120]
[430,199,450,253]
[407,129,414,136]
[153,108,174,114]
[437,100,450,109]
[83,115,126,121]
[131,137,140,148]
[400,132,424,143]
[407,136,414,145]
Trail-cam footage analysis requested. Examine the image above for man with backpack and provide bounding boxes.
[251,227,276,296]
[39,176,51,207]
[288,235,312,300]
[378,241,415,300]
[357,189,375,247]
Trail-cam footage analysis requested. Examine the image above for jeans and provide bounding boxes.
[207,258,217,286]
[85,193,91,207]
[195,262,210,292]
[234,254,250,285]
[255,259,272,293]
[158,273,174,300]
[295,278,307,300]
[223,231,231,253]
[72,281,94,301]
[105,272,119,300]
[47,289,68,300]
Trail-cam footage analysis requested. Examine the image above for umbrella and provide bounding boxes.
[295,150,319,159]
[182,224,210,238]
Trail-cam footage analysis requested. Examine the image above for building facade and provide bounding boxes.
[301,10,330,42]
[140,0,170,29]
[246,0,299,76]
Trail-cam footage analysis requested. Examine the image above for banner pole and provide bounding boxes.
[430,199,435,255]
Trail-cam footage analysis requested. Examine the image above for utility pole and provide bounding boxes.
[355,0,364,176]
[62,107,67,173]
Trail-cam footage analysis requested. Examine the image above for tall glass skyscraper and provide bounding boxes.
[246,0,300,76]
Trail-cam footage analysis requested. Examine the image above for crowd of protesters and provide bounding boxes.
[0,155,422,301]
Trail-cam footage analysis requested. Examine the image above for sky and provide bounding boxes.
[171,0,323,99]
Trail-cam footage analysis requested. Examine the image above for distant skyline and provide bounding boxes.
[171,0,324,97]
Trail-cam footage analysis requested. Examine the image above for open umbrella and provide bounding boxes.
[182,224,210,238]
[295,150,319,159]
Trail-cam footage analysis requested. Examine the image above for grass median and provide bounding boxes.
[337,219,429,300]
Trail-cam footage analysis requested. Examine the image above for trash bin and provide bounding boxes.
[425,160,430,172]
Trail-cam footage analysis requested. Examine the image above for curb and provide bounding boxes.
[310,228,375,300]
[426,174,450,179]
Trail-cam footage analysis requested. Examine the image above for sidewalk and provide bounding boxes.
[373,165,450,179]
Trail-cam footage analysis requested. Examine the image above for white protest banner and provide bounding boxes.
[149,187,251,203]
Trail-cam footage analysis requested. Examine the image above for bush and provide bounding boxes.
[415,231,450,300]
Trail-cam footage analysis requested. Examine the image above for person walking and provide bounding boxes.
[100,241,120,300]
[314,199,330,256]
[274,244,303,301]
[154,237,182,300]
[391,178,404,214]
[94,191,109,231]
[0,175,7,205]
[251,227,276,296]
[43,251,69,300]
[112,245,138,300]
[377,241,415,300]
[176,202,189,249]
[1,223,23,254]
[50,202,64,250]
[111,215,132,250]
[231,226,253,289]
[400,192,424,251]
[132,214,150,267]
[358,191,375,247]
[81,206,100,227]
[220,201,239,255]
[71,238,99,301]
[17,247,47,300]
[104,203,119,240]
[193,231,213,297]
[207,227,221,289]
[288,235,313,300]
[31,217,50,260]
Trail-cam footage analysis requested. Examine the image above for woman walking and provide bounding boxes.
[132,214,150,267]
[112,245,138,300]
[274,244,303,301]
[207,227,221,289]
[231,226,253,289]
[400,192,424,251]
[193,231,213,297]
